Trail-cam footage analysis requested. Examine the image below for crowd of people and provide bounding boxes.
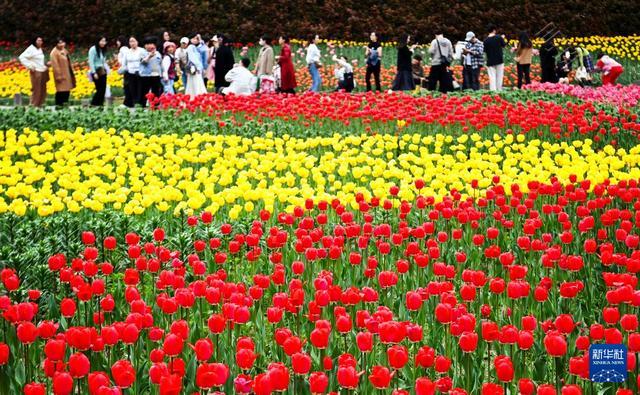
[17,28,626,107]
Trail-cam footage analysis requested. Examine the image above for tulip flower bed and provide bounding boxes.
[1,177,640,395]
[149,92,640,147]
[525,82,640,108]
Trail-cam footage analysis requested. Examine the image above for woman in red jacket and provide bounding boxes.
[277,35,297,94]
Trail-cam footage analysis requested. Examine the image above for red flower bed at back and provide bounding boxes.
[2,178,640,394]
[150,93,640,145]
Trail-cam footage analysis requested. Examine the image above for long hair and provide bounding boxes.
[517,31,532,51]
[31,36,43,47]
[94,36,107,57]
[398,34,410,48]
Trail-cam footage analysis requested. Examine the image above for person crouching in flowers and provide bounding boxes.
[221,58,257,96]
[332,55,355,92]
[161,41,177,94]
[595,52,624,85]
[19,36,48,107]
[49,37,76,107]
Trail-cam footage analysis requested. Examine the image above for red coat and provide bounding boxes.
[278,44,297,90]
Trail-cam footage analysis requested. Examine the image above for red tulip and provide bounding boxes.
[0,342,9,365]
[111,360,136,388]
[337,365,359,389]
[52,372,74,395]
[459,331,479,353]
[23,382,46,395]
[159,374,182,395]
[369,365,393,389]
[415,377,436,395]
[309,371,328,394]
[68,352,90,378]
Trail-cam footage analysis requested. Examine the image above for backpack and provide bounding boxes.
[367,46,380,66]
[166,54,176,80]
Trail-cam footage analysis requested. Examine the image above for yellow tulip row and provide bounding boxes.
[0,67,123,99]
[1,128,640,217]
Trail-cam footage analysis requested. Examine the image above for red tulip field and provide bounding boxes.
[1,88,640,395]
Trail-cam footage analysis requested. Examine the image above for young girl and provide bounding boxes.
[162,41,177,94]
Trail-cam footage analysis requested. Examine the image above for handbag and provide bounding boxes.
[436,39,451,67]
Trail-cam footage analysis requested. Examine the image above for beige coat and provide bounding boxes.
[50,47,76,92]
[255,45,274,76]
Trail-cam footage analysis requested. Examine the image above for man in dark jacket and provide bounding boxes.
[214,34,235,93]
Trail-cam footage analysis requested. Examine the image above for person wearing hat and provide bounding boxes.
[461,31,484,90]
[162,41,177,94]
[175,37,190,90]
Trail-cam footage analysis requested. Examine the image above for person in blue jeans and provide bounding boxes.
[306,34,322,92]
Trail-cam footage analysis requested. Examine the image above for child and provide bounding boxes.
[411,54,428,89]
[595,53,624,85]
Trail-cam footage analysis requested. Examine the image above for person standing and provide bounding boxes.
[116,36,128,69]
[365,32,382,92]
[306,34,322,92]
[175,37,190,90]
[539,37,558,83]
[118,36,145,107]
[185,33,207,96]
[255,35,275,92]
[595,53,624,85]
[214,34,235,93]
[197,34,210,86]
[277,35,297,94]
[49,38,75,106]
[461,31,483,90]
[483,25,507,91]
[391,34,416,91]
[19,36,49,107]
[139,37,163,106]
[427,32,454,93]
[88,36,108,106]
[162,41,177,94]
[514,31,533,88]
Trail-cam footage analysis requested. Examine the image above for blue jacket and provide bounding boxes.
[139,50,163,77]
[187,45,204,72]
[88,46,106,74]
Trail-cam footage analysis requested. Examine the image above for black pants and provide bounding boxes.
[517,63,531,88]
[91,74,107,106]
[463,66,481,90]
[55,91,70,106]
[366,63,381,91]
[124,73,142,108]
[428,64,453,93]
[140,76,162,107]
